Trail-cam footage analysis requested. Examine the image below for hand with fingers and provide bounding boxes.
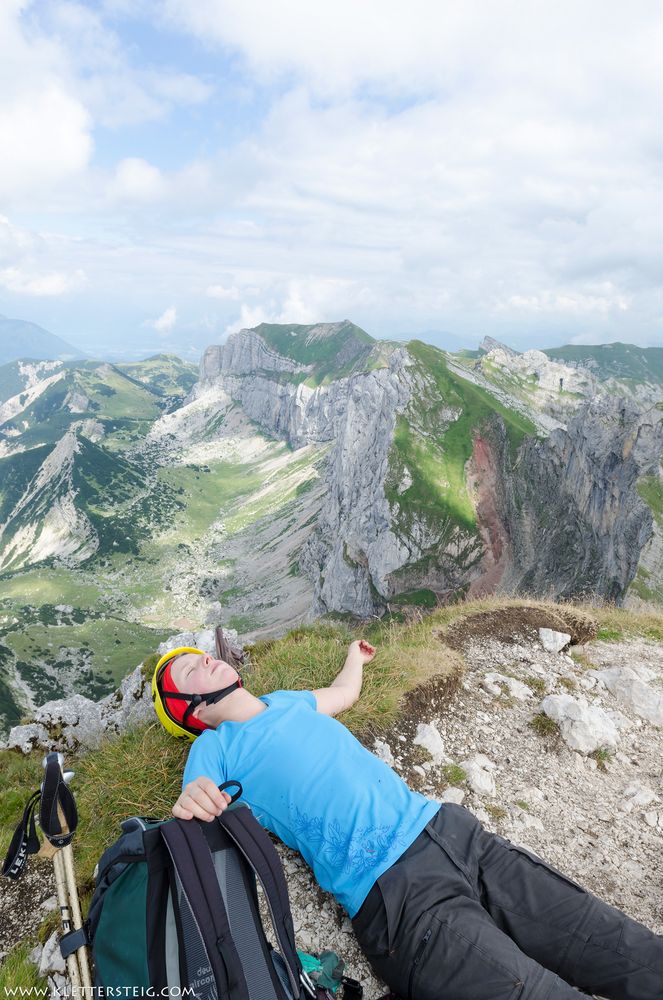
[347,639,377,664]
[172,776,232,822]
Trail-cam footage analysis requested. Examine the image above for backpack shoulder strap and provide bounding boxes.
[221,807,301,999]
[161,819,250,1000]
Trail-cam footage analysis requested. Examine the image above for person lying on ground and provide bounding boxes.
[152,639,663,1000]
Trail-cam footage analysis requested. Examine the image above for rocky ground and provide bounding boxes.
[8,608,663,999]
[258,614,663,999]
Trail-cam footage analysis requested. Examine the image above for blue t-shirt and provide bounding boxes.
[182,689,440,917]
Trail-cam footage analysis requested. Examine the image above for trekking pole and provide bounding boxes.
[51,838,83,991]
[40,753,93,994]
[59,782,93,993]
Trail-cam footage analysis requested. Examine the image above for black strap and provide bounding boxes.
[60,923,90,959]
[342,978,363,1000]
[2,789,41,879]
[220,806,301,997]
[40,753,78,848]
[164,681,243,723]
[160,818,250,1000]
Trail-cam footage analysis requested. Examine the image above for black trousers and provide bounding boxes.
[351,804,663,1000]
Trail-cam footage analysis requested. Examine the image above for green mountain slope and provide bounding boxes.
[115,354,198,398]
[256,320,376,385]
[0,359,180,455]
[0,431,148,572]
[543,343,663,384]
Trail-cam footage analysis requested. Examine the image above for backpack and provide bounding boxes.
[60,790,303,1000]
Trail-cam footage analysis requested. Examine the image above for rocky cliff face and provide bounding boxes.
[201,329,311,380]
[200,328,418,614]
[475,396,663,603]
[0,428,98,571]
[197,326,663,617]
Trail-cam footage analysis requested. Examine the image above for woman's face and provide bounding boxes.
[170,651,239,696]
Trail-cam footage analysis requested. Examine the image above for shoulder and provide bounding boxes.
[182,727,224,789]
[267,689,317,710]
[187,726,221,760]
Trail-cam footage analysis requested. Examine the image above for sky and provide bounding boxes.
[1,1,663,360]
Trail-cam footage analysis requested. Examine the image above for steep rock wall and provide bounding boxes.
[198,329,662,616]
[502,397,663,602]
[200,332,418,614]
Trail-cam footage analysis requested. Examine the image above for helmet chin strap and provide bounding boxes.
[180,676,244,723]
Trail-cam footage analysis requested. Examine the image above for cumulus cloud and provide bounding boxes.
[0,5,92,200]
[111,158,167,201]
[0,215,88,298]
[0,266,87,296]
[147,306,177,334]
[163,0,663,109]
[31,2,214,129]
[3,1,663,348]
[220,275,373,337]
[497,287,631,316]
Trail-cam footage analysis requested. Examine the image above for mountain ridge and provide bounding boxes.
[0,315,86,366]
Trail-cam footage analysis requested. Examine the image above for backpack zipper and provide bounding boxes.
[407,928,432,1000]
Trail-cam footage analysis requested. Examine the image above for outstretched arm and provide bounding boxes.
[313,640,376,716]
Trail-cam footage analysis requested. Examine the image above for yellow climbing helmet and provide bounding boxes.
[151,646,243,742]
[151,647,207,742]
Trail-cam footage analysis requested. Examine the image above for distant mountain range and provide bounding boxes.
[0,314,87,365]
[0,321,661,736]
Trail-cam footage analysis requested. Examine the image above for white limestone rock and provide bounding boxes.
[34,695,105,750]
[592,667,663,726]
[514,785,544,804]
[440,786,465,805]
[540,694,619,754]
[413,722,451,765]
[39,931,66,976]
[461,754,497,797]
[157,629,217,657]
[4,723,53,754]
[538,628,571,654]
[512,811,545,833]
[620,781,659,814]
[483,672,533,701]
[373,739,394,766]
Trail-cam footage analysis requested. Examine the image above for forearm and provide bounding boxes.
[331,651,363,699]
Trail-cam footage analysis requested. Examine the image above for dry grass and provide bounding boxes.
[425,590,663,643]
[247,615,463,736]
[0,939,49,992]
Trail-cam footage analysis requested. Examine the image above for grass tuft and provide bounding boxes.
[558,676,577,692]
[529,712,561,738]
[0,940,49,993]
[485,804,508,821]
[524,675,546,696]
[590,747,615,772]
[441,764,467,786]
